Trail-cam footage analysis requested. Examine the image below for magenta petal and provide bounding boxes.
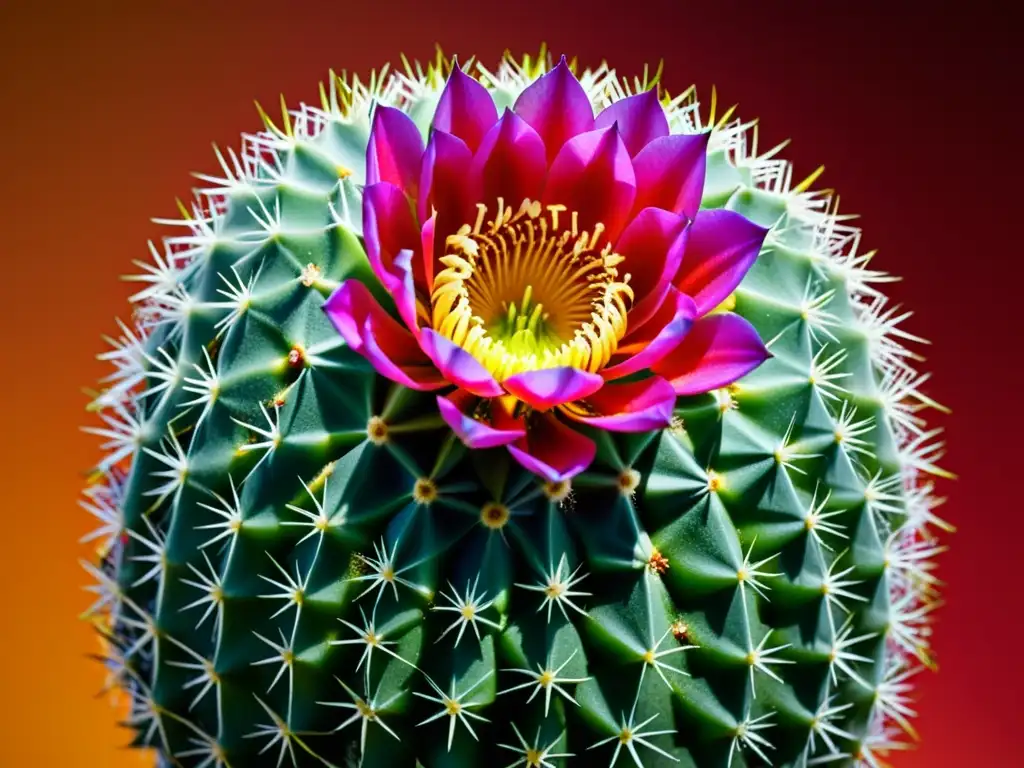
[593,89,669,157]
[420,214,437,293]
[513,56,594,164]
[614,207,689,332]
[433,64,499,152]
[542,126,637,242]
[418,131,473,285]
[366,105,425,195]
[564,376,677,432]
[603,289,697,380]
[503,367,604,411]
[632,132,710,221]
[323,280,444,390]
[390,249,421,333]
[363,182,420,292]
[507,414,597,482]
[437,394,525,449]
[417,329,503,397]
[653,313,770,396]
[675,209,769,316]
[470,109,547,209]
[417,130,472,224]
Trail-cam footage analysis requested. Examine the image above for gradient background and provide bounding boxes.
[0,1,1017,765]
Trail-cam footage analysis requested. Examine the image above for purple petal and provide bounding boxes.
[563,376,677,432]
[437,394,525,448]
[513,56,594,164]
[603,289,696,380]
[470,109,547,209]
[363,182,420,292]
[542,126,637,242]
[507,414,597,482]
[323,280,444,390]
[593,89,669,157]
[417,329,503,397]
[503,367,604,411]
[675,209,769,316]
[653,313,770,396]
[433,64,499,152]
[614,207,689,333]
[367,106,425,195]
[632,132,710,221]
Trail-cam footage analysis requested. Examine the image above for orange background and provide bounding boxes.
[0,1,1018,765]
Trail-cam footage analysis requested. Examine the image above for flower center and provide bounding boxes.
[430,198,633,381]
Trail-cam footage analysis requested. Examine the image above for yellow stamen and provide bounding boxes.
[430,198,633,381]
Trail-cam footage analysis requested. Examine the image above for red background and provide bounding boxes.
[0,1,1016,765]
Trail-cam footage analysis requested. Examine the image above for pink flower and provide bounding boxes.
[324,58,770,482]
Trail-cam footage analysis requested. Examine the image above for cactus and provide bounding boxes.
[81,48,950,768]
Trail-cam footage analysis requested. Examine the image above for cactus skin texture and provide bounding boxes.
[82,49,950,768]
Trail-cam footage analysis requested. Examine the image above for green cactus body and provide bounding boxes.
[81,51,949,768]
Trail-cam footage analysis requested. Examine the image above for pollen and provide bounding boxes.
[430,198,633,381]
[413,478,438,505]
[299,262,322,287]
[618,468,641,495]
[715,390,737,414]
[707,470,725,493]
[647,547,670,574]
[671,619,688,641]
[543,479,571,502]
[480,502,510,529]
[287,345,306,369]
[366,416,389,445]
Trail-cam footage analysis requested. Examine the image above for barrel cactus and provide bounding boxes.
[81,47,951,768]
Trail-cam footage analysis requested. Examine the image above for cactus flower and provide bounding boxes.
[324,59,770,482]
